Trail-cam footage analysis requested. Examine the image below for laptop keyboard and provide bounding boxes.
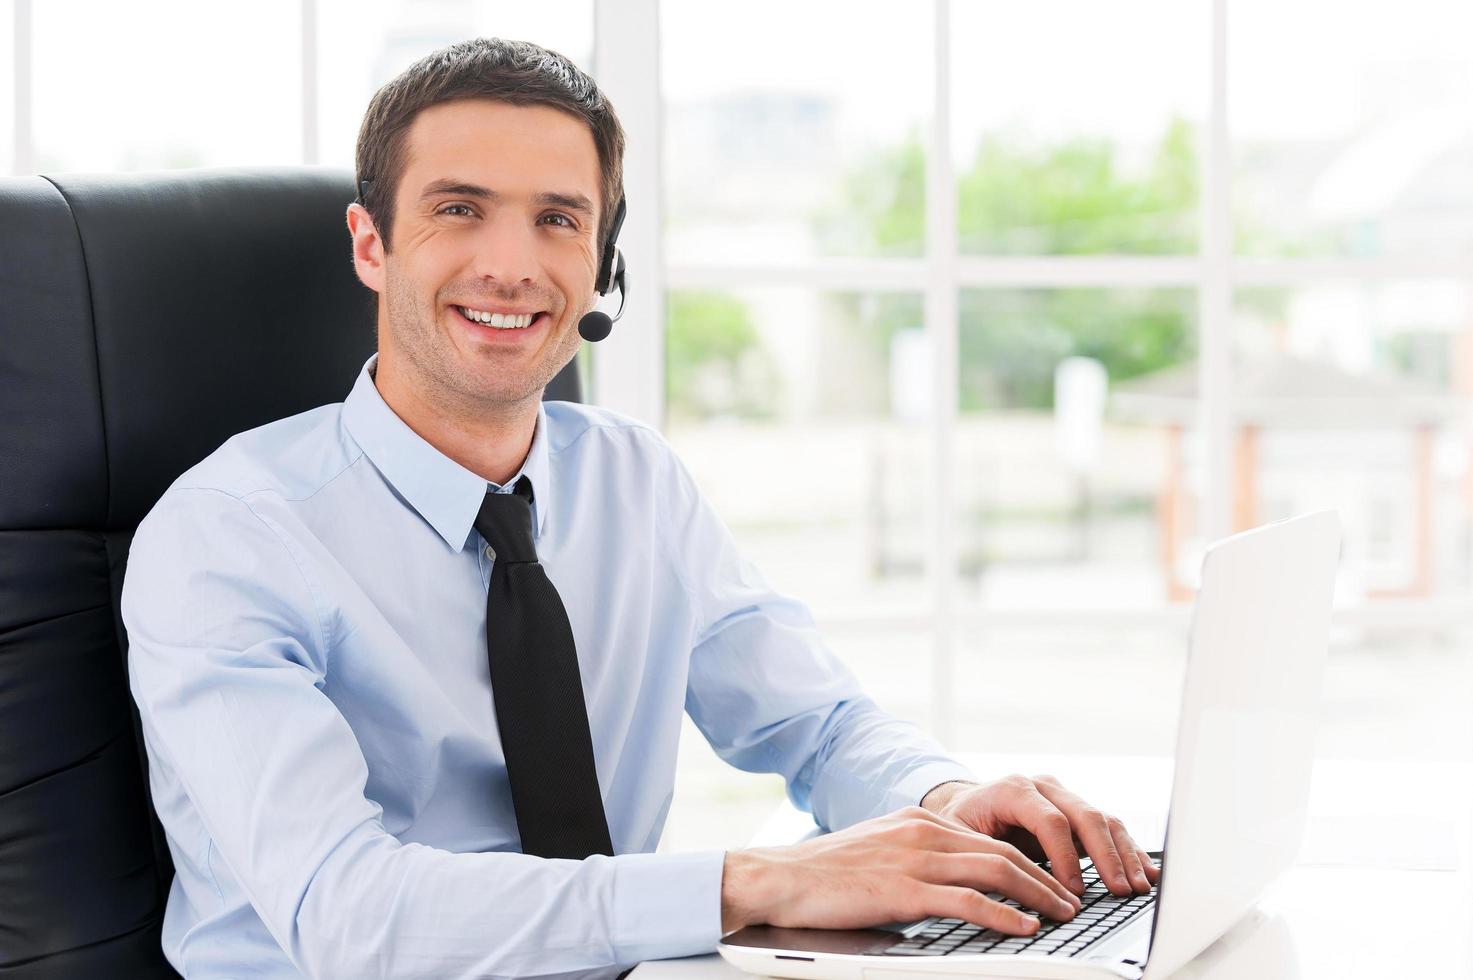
[879,853,1162,958]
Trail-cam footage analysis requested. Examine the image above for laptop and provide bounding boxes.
[717,510,1341,980]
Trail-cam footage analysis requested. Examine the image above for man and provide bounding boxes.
[124,38,1157,980]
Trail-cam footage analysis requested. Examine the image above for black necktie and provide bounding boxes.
[474,477,614,860]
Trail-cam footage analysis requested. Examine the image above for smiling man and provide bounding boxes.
[123,38,1156,980]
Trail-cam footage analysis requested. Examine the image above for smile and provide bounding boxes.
[455,305,543,329]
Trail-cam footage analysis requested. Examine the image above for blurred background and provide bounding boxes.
[8,0,1469,852]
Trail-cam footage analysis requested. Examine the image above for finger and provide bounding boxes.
[922,827,1080,909]
[908,822,1080,912]
[1000,826,1049,862]
[1032,782,1129,895]
[1106,817,1150,893]
[1012,788,1085,895]
[923,852,1078,921]
[922,884,1040,936]
[996,840,1081,911]
[1138,848,1161,885]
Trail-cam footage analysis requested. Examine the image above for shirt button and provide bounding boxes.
[484,544,496,560]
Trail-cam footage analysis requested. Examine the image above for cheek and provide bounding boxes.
[553,250,600,313]
[401,231,461,279]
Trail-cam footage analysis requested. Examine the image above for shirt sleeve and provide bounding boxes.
[658,443,977,833]
[123,487,725,979]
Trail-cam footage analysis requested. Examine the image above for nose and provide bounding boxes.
[472,214,538,287]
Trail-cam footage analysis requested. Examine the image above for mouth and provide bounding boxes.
[449,304,551,340]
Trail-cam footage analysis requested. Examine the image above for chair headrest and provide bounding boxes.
[0,166,580,533]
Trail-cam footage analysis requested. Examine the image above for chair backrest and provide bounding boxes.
[0,166,581,978]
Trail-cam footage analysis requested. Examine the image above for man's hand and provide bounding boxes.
[920,775,1160,899]
[720,806,1082,936]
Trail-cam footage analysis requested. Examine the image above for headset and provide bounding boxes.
[356,178,629,343]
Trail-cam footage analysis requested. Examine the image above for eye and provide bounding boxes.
[539,212,575,229]
[438,203,475,217]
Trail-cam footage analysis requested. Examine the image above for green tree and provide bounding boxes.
[813,116,1306,410]
[959,116,1197,255]
[666,291,782,421]
[957,288,1195,410]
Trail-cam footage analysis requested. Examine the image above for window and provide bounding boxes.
[9,0,1467,854]
[31,0,303,172]
[951,0,1207,256]
[958,288,1199,609]
[1231,280,1473,599]
[653,0,1473,850]
[1232,0,1473,259]
[316,0,593,169]
[662,0,932,261]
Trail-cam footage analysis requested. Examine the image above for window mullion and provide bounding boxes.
[13,0,32,174]
[301,0,317,165]
[592,0,664,427]
[1199,0,1233,546]
[926,0,959,747]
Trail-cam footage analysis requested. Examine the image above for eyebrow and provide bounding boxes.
[417,178,596,217]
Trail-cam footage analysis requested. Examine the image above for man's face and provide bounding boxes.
[349,98,603,412]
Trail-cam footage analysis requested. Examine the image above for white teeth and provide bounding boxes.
[459,307,534,329]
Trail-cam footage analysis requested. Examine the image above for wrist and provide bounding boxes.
[920,779,978,813]
[720,848,776,934]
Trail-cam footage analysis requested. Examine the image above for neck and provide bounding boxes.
[371,357,538,488]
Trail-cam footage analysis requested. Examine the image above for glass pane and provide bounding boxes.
[32,1,302,172]
[662,1,932,261]
[950,0,1207,255]
[956,625,1472,764]
[665,288,930,617]
[956,626,1188,755]
[317,0,594,169]
[1233,281,1473,600]
[1320,630,1472,763]
[1232,0,1473,258]
[660,622,933,852]
[824,623,934,727]
[957,289,1200,608]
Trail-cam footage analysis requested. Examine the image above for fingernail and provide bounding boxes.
[1070,875,1084,894]
[1019,913,1039,933]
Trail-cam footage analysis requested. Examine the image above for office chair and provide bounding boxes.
[0,167,582,978]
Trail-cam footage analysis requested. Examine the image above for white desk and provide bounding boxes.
[632,753,1473,979]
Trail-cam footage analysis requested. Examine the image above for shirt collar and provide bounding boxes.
[341,353,551,551]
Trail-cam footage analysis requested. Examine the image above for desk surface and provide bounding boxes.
[632,753,1473,979]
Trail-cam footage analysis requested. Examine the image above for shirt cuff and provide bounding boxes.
[611,849,728,964]
[889,761,980,813]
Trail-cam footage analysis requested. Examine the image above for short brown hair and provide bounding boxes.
[354,38,625,257]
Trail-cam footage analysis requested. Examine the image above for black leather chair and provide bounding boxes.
[0,166,581,978]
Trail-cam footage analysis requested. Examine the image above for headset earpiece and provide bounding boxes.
[594,196,628,295]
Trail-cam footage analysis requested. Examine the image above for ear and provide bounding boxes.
[346,203,386,294]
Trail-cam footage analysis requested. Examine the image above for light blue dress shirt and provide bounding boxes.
[122,352,976,979]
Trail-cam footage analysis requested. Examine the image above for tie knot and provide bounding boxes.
[474,477,538,563]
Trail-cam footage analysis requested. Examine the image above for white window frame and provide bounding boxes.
[600,0,1473,741]
[10,0,1470,745]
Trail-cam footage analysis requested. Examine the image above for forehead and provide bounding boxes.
[399,98,602,209]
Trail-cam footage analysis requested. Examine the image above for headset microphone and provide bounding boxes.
[578,196,628,343]
[578,245,625,342]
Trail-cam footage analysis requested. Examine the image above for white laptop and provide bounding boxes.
[717,510,1341,980]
